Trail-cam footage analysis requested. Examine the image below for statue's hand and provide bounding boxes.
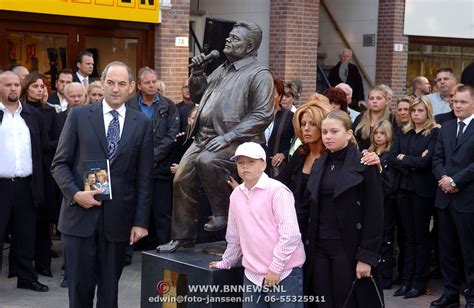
[205,136,229,152]
[190,53,207,71]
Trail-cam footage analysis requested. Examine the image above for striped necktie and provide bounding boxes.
[106,110,121,161]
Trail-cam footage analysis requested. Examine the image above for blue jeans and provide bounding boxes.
[243,267,304,308]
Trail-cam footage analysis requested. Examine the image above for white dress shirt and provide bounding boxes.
[102,100,126,137]
[58,92,68,112]
[76,72,89,87]
[0,102,33,178]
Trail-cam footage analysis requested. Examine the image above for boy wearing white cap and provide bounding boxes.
[209,142,305,307]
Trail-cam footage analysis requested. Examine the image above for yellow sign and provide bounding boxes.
[0,0,160,24]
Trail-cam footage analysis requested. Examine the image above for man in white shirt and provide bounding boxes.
[427,68,457,116]
[0,71,49,292]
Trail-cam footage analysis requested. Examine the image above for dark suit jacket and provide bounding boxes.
[265,108,294,159]
[435,111,456,126]
[0,103,48,206]
[432,119,474,212]
[72,72,96,84]
[51,102,153,242]
[328,62,365,104]
[389,127,439,198]
[48,91,61,106]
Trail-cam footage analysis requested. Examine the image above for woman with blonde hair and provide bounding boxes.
[368,119,397,289]
[389,96,439,299]
[86,81,104,104]
[277,99,332,239]
[353,85,395,150]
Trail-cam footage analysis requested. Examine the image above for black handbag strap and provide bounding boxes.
[342,275,384,308]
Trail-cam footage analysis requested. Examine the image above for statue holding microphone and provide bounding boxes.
[157,20,274,252]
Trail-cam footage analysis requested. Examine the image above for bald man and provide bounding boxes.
[412,76,431,97]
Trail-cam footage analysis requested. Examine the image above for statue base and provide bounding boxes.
[203,242,226,256]
[141,241,244,308]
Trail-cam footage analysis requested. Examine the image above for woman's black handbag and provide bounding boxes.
[342,275,384,308]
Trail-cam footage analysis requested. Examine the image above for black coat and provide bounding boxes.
[328,62,365,105]
[277,146,311,239]
[388,127,439,198]
[432,119,474,212]
[435,111,456,126]
[0,103,48,207]
[25,100,61,220]
[305,144,384,304]
[264,108,294,159]
[127,93,180,178]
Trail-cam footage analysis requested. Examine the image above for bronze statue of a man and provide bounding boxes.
[157,21,274,252]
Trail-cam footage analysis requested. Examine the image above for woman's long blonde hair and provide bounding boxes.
[355,85,391,139]
[402,96,437,137]
[293,93,332,155]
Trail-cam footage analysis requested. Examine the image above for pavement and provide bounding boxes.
[0,240,467,308]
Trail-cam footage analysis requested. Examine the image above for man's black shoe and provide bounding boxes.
[17,280,49,292]
[393,284,410,297]
[404,288,425,299]
[204,216,228,231]
[156,240,195,253]
[430,294,460,308]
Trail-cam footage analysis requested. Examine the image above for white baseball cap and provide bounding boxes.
[230,142,266,161]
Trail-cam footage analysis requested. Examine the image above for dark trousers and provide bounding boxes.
[380,197,396,285]
[438,206,474,300]
[63,214,128,308]
[397,189,433,290]
[0,177,37,282]
[34,218,52,272]
[394,203,405,280]
[310,239,356,308]
[8,216,52,276]
[153,177,173,245]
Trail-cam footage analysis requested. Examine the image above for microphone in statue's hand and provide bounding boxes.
[188,50,220,69]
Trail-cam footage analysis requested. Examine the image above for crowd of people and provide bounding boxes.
[1,38,473,308]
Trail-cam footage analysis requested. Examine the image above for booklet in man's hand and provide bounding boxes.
[83,159,112,201]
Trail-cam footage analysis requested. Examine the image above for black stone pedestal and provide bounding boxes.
[141,241,244,308]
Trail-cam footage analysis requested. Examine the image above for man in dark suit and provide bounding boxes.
[72,51,94,88]
[431,85,474,308]
[48,68,73,112]
[0,71,49,292]
[328,48,365,110]
[51,61,153,308]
